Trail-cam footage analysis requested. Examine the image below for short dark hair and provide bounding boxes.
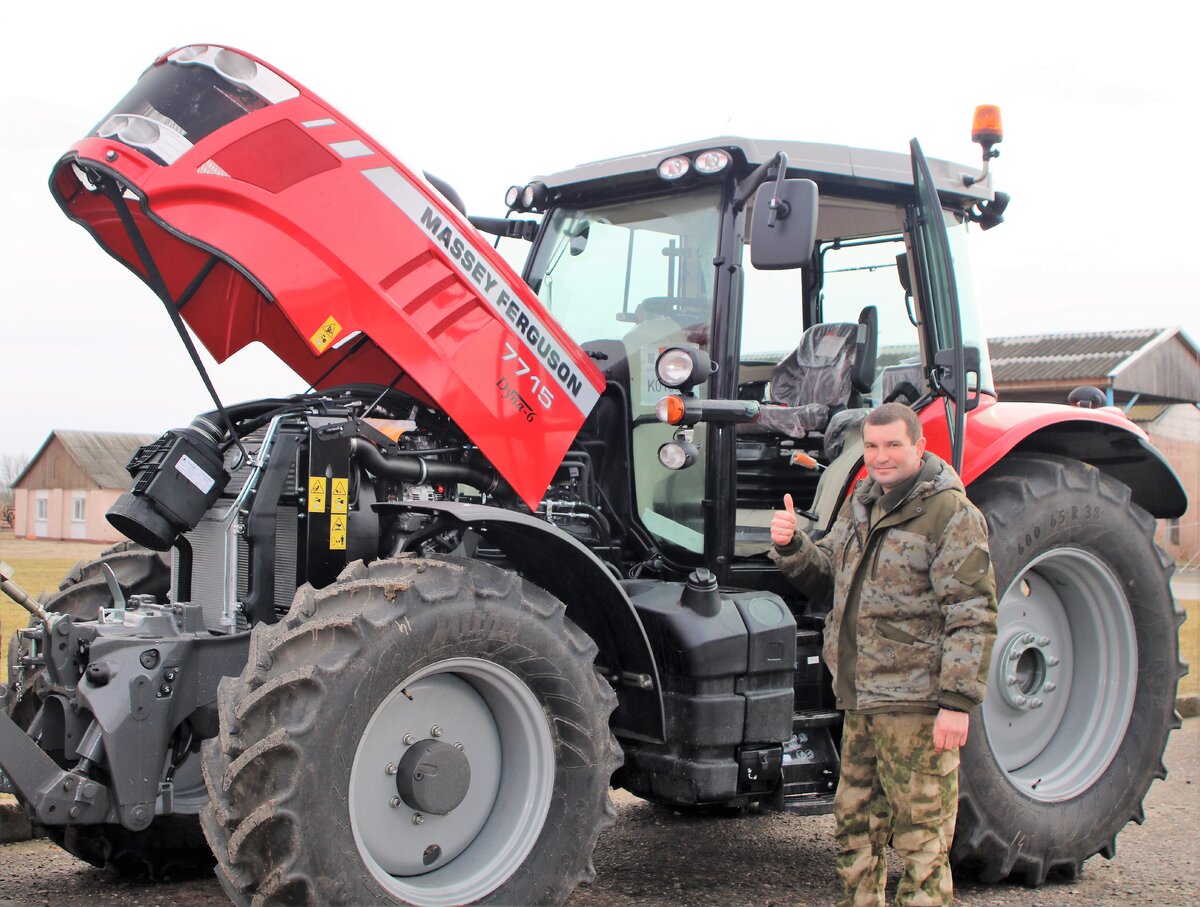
[864,403,923,444]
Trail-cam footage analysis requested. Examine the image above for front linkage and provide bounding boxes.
[0,586,245,830]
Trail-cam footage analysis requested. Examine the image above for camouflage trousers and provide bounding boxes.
[833,710,959,907]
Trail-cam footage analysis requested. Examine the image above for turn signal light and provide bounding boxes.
[655,395,686,425]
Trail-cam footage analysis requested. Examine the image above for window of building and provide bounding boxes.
[35,494,48,521]
[72,494,87,522]
[1165,518,1181,546]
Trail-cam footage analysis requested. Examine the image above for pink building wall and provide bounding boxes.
[13,486,129,544]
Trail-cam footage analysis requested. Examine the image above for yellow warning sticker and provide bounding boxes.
[330,513,347,550]
[308,477,327,513]
[310,316,343,353]
[331,478,349,514]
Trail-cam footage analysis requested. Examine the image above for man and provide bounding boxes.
[771,403,997,907]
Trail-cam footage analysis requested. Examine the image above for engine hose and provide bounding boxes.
[350,438,500,494]
[195,399,305,442]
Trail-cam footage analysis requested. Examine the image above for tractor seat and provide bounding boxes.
[741,306,877,438]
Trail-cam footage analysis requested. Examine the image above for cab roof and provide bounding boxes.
[535,134,995,205]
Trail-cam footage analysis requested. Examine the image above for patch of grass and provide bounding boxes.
[1178,599,1199,698]
[1,558,76,677]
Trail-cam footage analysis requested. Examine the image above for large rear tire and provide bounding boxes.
[201,555,622,906]
[5,542,212,879]
[952,454,1184,885]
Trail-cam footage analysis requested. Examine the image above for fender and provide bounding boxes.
[377,500,666,743]
[919,397,1186,518]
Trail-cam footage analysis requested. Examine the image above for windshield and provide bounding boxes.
[526,190,722,555]
[526,190,721,348]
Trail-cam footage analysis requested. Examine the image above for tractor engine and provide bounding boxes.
[111,389,520,634]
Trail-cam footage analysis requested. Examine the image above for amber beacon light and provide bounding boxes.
[964,104,1004,188]
[972,105,1003,147]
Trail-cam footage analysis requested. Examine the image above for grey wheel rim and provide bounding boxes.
[162,748,208,813]
[349,657,554,906]
[982,547,1137,802]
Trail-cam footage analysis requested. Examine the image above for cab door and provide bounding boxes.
[909,139,971,472]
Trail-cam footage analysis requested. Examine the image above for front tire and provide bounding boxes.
[953,454,1184,885]
[201,555,621,906]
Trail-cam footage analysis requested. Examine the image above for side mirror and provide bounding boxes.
[750,178,819,270]
[933,345,983,412]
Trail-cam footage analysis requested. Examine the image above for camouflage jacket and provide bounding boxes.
[772,454,997,712]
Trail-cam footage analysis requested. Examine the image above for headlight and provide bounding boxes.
[694,149,731,174]
[657,155,691,180]
[521,181,547,210]
[505,185,522,209]
[658,439,697,470]
[655,346,713,389]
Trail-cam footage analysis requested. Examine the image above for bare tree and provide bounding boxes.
[1,452,29,527]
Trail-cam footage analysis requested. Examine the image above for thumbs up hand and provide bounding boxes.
[771,494,798,546]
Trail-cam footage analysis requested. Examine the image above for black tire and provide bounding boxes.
[5,543,212,879]
[201,555,622,906]
[6,541,171,697]
[952,454,1185,885]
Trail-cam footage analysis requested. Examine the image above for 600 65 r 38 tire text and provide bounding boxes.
[200,555,622,906]
[952,454,1185,885]
[6,543,212,879]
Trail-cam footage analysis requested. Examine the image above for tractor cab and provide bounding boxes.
[495,125,1008,582]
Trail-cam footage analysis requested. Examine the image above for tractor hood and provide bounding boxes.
[49,45,603,509]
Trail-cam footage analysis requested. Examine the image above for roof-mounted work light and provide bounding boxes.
[694,149,731,174]
[658,155,691,181]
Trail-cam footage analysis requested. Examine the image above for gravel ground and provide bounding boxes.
[1,718,1195,906]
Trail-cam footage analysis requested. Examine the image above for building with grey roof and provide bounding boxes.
[11,430,155,543]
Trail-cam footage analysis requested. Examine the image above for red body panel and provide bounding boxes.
[50,46,604,509]
[921,396,1145,483]
[846,397,1149,490]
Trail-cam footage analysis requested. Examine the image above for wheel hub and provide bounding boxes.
[396,739,471,815]
[996,630,1059,711]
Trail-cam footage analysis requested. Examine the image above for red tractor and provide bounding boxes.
[1,45,1185,904]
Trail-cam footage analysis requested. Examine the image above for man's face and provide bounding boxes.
[863,419,927,492]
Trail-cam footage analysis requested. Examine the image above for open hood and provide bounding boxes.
[49,45,603,509]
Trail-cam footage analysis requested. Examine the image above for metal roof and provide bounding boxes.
[1125,403,1172,423]
[534,134,995,204]
[988,328,1164,384]
[15,430,156,490]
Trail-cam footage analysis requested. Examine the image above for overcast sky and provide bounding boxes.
[2,2,1196,463]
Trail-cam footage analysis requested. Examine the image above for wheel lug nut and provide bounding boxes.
[1047,657,1060,667]
[1022,633,1035,644]
[1037,636,1050,647]
[454,742,464,751]
[1044,683,1057,692]
[385,762,397,775]
[1006,675,1019,686]
[389,797,401,808]
[431,726,443,738]
[1009,651,1021,661]
[403,734,415,746]
[1030,698,1043,709]
[412,813,425,825]
[1014,695,1028,706]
